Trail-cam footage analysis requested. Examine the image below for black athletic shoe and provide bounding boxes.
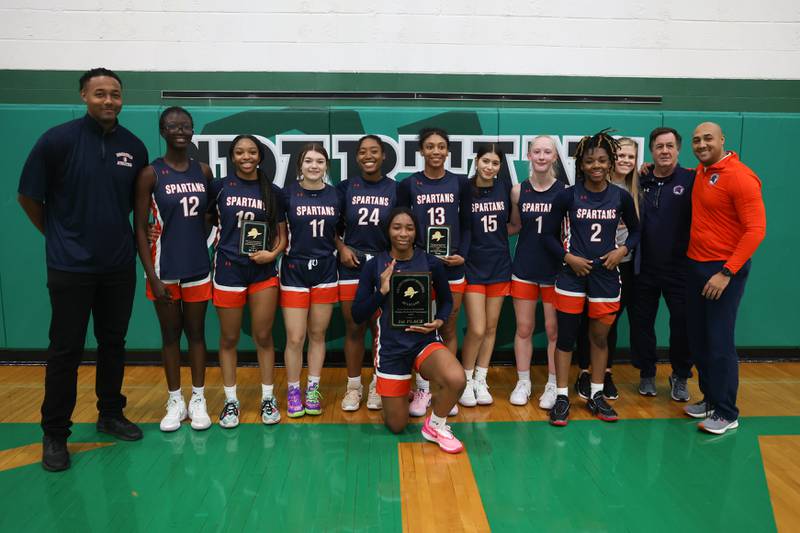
[97,415,143,441]
[575,371,590,401]
[42,435,70,472]
[587,391,619,422]
[549,395,570,426]
[603,371,619,400]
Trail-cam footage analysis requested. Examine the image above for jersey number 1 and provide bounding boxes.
[310,218,325,237]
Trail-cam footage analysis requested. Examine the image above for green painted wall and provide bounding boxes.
[1,102,795,359]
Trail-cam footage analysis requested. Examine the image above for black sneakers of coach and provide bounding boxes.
[97,415,143,441]
[587,391,619,422]
[42,435,70,472]
[549,395,570,426]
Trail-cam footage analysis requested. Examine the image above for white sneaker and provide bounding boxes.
[188,395,211,430]
[459,379,478,407]
[449,403,459,416]
[366,381,382,410]
[160,396,187,432]
[219,399,240,429]
[509,380,531,406]
[409,389,432,417]
[474,379,493,405]
[538,382,558,410]
[341,387,363,412]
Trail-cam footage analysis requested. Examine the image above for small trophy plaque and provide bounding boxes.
[240,221,269,255]
[426,226,451,257]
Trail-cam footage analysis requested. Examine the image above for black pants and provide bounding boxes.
[686,259,750,421]
[41,266,136,439]
[630,268,692,379]
[576,261,635,370]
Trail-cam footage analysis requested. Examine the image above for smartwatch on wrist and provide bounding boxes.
[720,267,734,277]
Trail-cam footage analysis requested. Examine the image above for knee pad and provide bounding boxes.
[556,311,581,352]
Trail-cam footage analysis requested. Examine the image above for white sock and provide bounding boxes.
[474,366,488,382]
[517,370,531,382]
[223,385,237,402]
[548,373,556,385]
[416,375,430,392]
[556,387,568,397]
[464,368,474,381]
[168,389,182,401]
[288,380,300,390]
[262,384,274,399]
[307,375,321,389]
[429,413,447,430]
[347,376,362,390]
[191,386,204,398]
[590,382,603,397]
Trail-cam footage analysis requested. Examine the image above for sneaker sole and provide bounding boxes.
[539,401,555,410]
[262,417,281,425]
[42,459,70,472]
[638,390,657,397]
[96,426,143,441]
[190,420,211,431]
[366,403,382,410]
[160,423,182,432]
[218,421,239,429]
[549,419,568,427]
[671,393,690,402]
[287,411,305,419]
[596,413,619,422]
[577,392,589,401]
[341,404,361,412]
[698,419,739,435]
[304,409,322,416]
[421,428,464,454]
[458,399,477,407]
[603,393,619,401]
[509,398,529,406]
[476,398,493,406]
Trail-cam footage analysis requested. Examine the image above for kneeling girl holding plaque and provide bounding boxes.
[352,207,467,454]
[209,135,287,428]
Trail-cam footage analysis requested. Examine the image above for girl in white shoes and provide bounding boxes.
[508,136,565,409]
[134,107,214,432]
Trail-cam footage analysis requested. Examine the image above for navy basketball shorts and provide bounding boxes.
[374,341,447,397]
[554,264,620,324]
[280,255,339,308]
[212,254,278,308]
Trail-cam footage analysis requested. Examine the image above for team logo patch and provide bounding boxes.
[673,185,685,195]
[116,152,133,168]
[709,173,720,185]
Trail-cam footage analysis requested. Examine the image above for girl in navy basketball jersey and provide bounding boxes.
[335,135,398,412]
[544,131,640,426]
[352,208,466,453]
[280,144,341,418]
[210,135,288,428]
[459,145,512,408]
[134,107,215,432]
[508,136,566,410]
[398,128,471,417]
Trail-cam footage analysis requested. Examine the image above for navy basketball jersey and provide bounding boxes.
[372,249,444,358]
[513,179,567,284]
[150,158,210,279]
[282,181,341,260]
[338,175,398,253]
[465,178,512,284]
[565,181,630,260]
[403,171,469,255]
[210,175,284,266]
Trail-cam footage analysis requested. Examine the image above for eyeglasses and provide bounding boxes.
[163,123,194,133]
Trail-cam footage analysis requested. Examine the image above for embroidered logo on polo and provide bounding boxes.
[673,185,685,195]
[709,174,720,185]
[116,152,133,168]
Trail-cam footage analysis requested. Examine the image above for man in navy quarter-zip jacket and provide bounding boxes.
[631,127,695,401]
[18,68,149,472]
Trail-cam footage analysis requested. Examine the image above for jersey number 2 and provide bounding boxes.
[357,207,380,226]
[590,223,602,242]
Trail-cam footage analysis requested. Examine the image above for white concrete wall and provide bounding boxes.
[1,0,799,79]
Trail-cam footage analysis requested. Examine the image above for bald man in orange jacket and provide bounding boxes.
[683,122,766,435]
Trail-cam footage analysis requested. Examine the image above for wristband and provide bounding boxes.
[721,267,734,277]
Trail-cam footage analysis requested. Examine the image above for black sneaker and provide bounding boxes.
[603,371,619,400]
[42,435,70,472]
[587,391,619,422]
[97,415,143,441]
[549,395,570,426]
[575,371,590,400]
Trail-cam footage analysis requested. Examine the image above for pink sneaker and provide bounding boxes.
[409,389,432,417]
[421,416,464,454]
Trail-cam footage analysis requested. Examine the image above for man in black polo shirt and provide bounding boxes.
[632,127,694,401]
[18,68,149,472]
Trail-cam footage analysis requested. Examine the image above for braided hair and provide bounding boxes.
[573,129,620,182]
